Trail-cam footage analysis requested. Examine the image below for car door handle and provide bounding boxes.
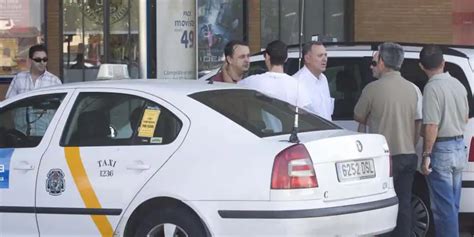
[14,161,34,171]
[126,164,150,171]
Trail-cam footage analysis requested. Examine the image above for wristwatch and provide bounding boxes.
[422,152,431,158]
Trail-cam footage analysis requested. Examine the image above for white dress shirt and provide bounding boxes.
[239,72,312,109]
[293,66,334,120]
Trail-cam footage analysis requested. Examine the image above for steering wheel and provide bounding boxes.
[5,129,30,147]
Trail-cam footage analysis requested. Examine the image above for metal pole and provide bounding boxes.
[298,0,304,69]
[138,0,147,78]
[103,0,110,63]
[278,0,281,41]
[128,0,132,70]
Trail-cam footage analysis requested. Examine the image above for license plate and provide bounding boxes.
[336,159,376,182]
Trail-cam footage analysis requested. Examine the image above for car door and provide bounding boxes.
[0,91,70,236]
[35,89,188,236]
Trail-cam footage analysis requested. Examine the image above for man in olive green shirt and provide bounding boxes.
[354,42,421,237]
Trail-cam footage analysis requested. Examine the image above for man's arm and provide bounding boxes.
[421,123,438,175]
[354,113,366,125]
[5,76,18,99]
[414,119,422,146]
[354,113,368,133]
[353,86,371,130]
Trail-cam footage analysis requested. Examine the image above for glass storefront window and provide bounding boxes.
[62,0,139,83]
[0,0,45,78]
[261,0,346,46]
[197,0,245,75]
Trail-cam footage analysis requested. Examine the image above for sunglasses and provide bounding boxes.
[370,60,377,67]
[32,57,48,63]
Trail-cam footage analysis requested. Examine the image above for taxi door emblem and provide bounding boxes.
[356,140,363,152]
[46,169,65,196]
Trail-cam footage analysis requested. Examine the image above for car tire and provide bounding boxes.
[133,204,209,237]
[412,175,435,237]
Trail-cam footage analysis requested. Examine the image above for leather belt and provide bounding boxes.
[435,135,463,142]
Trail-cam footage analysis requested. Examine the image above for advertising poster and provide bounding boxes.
[197,0,244,75]
[0,0,30,28]
[156,0,196,79]
[0,0,41,79]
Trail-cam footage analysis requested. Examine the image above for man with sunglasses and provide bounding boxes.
[5,44,61,99]
[354,42,422,237]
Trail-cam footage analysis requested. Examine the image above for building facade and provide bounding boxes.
[0,0,473,99]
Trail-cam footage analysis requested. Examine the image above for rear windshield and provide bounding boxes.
[190,89,339,137]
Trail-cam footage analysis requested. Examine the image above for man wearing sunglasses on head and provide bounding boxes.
[5,44,61,99]
[354,42,422,237]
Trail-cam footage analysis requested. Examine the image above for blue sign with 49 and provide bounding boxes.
[0,148,14,189]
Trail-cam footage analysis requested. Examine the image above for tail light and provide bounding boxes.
[271,144,318,189]
[469,137,474,162]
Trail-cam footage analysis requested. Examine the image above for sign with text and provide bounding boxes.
[197,0,244,73]
[0,0,30,28]
[156,0,196,79]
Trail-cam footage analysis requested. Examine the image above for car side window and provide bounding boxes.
[326,57,375,120]
[61,92,182,146]
[401,59,474,118]
[248,57,301,77]
[248,59,267,77]
[444,62,474,118]
[0,93,66,148]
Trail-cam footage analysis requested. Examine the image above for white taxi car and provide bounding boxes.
[201,42,474,236]
[0,79,397,236]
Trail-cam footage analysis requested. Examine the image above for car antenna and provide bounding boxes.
[289,0,305,144]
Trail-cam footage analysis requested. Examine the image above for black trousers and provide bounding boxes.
[390,153,418,237]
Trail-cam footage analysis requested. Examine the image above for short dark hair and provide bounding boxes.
[378,42,404,71]
[29,44,47,59]
[420,44,444,70]
[265,40,287,65]
[224,40,248,58]
[302,41,324,57]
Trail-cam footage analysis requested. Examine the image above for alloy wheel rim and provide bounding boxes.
[146,223,189,237]
[411,195,430,237]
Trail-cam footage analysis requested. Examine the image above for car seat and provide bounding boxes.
[334,69,358,119]
[76,110,111,145]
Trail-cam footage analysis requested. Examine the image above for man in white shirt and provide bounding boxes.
[238,40,311,110]
[293,41,334,120]
[6,44,61,99]
[5,44,61,136]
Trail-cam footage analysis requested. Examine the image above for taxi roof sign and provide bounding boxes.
[97,64,130,80]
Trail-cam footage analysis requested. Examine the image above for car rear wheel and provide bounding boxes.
[411,173,435,237]
[133,205,208,237]
[411,194,430,237]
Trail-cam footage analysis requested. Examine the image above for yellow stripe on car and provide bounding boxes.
[65,147,114,237]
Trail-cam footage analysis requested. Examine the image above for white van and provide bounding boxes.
[202,42,474,236]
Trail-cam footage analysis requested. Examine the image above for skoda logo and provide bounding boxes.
[356,140,363,152]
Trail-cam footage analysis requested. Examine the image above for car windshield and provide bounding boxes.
[190,89,339,137]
